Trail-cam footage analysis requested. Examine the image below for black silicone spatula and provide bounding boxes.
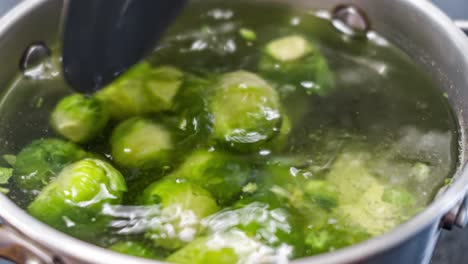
[62,0,187,93]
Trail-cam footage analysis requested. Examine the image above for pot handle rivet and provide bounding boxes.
[454,20,468,35]
[331,5,370,37]
[442,196,468,230]
[0,224,57,264]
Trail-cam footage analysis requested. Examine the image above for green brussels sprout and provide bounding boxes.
[210,71,283,152]
[111,117,174,169]
[253,158,338,227]
[172,75,214,144]
[12,139,87,196]
[167,230,294,264]
[260,157,310,188]
[51,94,109,143]
[28,158,127,238]
[139,178,219,250]
[410,162,431,182]
[381,187,415,207]
[259,35,333,96]
[96,63,184,120]
[170,150,251,205]
[203,199,305,257]
[304,180,339,211]
[166,232,247,264]
[305,218,370,254]
[109,241,163,260]
[327,151,417,235]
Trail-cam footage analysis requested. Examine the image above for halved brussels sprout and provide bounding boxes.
[28,158,127,237]
[51,94,109,143]
[139,178,219,250]
[96,63,184,120]
[210,71,283,152]
[266,35,312,62]
[111,117,174,169]
[12,139,87,196]
[259,35,333,96]
[109,241,163,260]
[170,150,251,205]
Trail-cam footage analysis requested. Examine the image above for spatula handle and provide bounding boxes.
[62,0,187,93]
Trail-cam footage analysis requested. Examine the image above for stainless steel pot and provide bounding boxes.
[1,0,468,263]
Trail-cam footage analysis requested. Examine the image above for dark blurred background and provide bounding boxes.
[432,0,468,19]
[0,1,466,263]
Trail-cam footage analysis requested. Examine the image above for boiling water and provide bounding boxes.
[0,1,458,261]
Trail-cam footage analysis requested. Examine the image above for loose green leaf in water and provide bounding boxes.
[3,154,16,167]
[109,241,164,260]
[0,167,13,184]
[239,28,256,41]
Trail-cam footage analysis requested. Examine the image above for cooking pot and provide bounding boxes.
[1,0,468,263]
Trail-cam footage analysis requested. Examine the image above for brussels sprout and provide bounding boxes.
[210,71,283,152]
[170,150,251,205]
[266,35,312,62]
[28,158,127,237]
[51,94,109,143]
[12,139,87,196]
[305,218,370,254]
[203,201,305,257]
[139,178,219,250]
[410,162,431,182]
[304,180,339,211]
[381,187,415,207]
[96,63,183,120]
[166,232,245,264]
[167,229,293,264]
[326,151,416,235]
[172,75,214,143]
[109,241,163,260]
[259,35,333,96]
[260,159,329,207]
[111,117,174,169]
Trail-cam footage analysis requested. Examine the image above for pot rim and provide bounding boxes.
[1,0,468,263]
